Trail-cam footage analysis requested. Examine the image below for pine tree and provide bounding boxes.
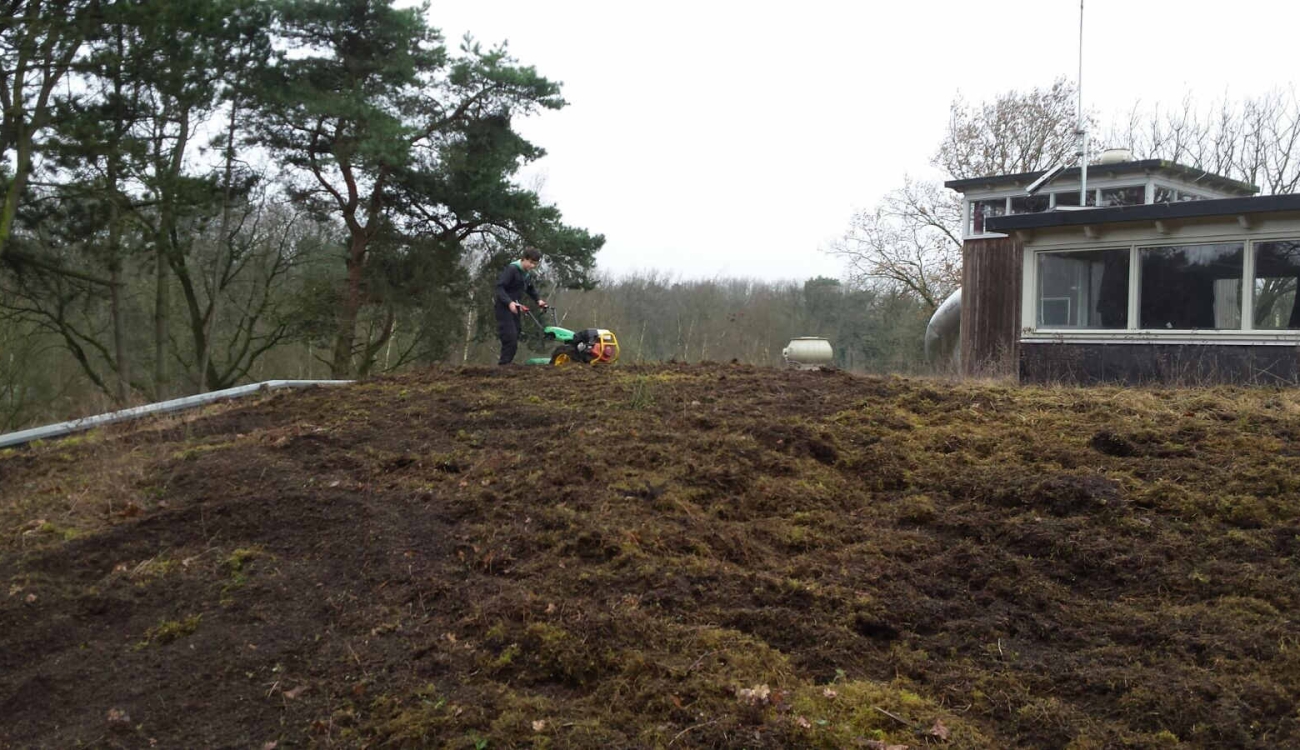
[250,0,602,377]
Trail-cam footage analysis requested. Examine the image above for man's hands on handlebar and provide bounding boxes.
[509,299,547,314]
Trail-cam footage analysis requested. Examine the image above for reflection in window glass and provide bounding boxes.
[1052,191,1096,207]
[1254,240,1300,329]
[970,199,1006,234]
[1037,249,1129,328]
[1139,243,1244,330]
[1099,186,1145,207]
[1010,195,1049,214]
[1153,187,1206,203]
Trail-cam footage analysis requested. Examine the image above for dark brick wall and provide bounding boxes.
[1020,342,1300,385]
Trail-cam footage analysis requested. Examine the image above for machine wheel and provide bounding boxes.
[549,345,579,365]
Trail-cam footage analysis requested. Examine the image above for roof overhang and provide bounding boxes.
[985,194,1300,233]
[945,159,1258,197]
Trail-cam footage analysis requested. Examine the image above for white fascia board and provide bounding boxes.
[1021,218,1300,252]
[1021,333,1300,345]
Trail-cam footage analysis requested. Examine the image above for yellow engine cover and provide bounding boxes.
[590,329,619,364]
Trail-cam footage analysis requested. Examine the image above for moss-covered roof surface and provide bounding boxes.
[2,364,1297,748]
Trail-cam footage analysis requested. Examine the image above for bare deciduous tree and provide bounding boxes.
[1107,87,1300,195]
[827,178,962,312]
[832,81,1084,312]
[935,78,1086,180]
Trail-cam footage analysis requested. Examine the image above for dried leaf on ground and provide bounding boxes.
[106,708,131,726]
[736,684,771,705]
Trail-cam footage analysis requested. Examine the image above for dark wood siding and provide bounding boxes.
[1020,342,1300,385]
[960,236,1023,376]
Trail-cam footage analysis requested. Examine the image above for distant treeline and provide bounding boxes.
[1,272,932,431]
[1,0,941,433]
[461,273,931,370]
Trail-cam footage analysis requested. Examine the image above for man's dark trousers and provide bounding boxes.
[496,302,522,365]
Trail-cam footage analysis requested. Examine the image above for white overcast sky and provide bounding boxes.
[424,0,1300,282]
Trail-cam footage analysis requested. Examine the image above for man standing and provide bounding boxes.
[495,247,547,365]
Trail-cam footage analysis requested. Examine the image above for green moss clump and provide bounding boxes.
[137,614,202,648]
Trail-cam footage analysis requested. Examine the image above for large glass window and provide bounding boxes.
[1253,240,1300,329]
[1098,186,1145,207]
[1037,249,1130,328]
[1052,190,1096,207]
[1139,243,1244,330]
[1010,195,1049,215]
[970,199,1006,234]
[1154,186,1206,203]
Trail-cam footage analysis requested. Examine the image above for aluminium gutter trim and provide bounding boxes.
[0,380,353,449]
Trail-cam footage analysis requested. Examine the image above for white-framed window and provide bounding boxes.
[1253,240,1300,329]
[1139,243,1244,330]
[1026,236,1300,336]
[1036,248,1130,329]
[1099,186,1145,207]
[966,181,1232,239]
[969,198,1007,235]
[1010,194,1049,215]
[1153,186,1208,203]
[1051,190,1096,207]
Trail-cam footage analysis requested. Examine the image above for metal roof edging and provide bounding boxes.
[944,159,1258,197]
[0,380,354,450]
[985,194,1300,233]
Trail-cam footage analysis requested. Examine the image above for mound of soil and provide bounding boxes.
[2,364,1298,749]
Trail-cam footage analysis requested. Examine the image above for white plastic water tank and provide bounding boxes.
[782,337,834,369]
[1097,148,1133,165]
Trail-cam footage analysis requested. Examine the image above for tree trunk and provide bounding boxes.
[462,308,474,363]
[331,233,367,378]
[357,308,395,378]
[155,106,191,398]
[154,246,168,398]
[384,318,398,371]
[0,142,31,263]
[109,261,130,404]
[200,98,239,393]
[108,161,131,404]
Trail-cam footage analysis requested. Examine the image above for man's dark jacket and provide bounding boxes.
[494,261,541,365]
[495,261,540,309]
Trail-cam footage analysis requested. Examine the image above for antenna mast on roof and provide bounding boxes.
[1076,0,1088,206]
[1025,0,1093,202]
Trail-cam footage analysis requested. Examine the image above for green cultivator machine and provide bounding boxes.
[522,308,620,366]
